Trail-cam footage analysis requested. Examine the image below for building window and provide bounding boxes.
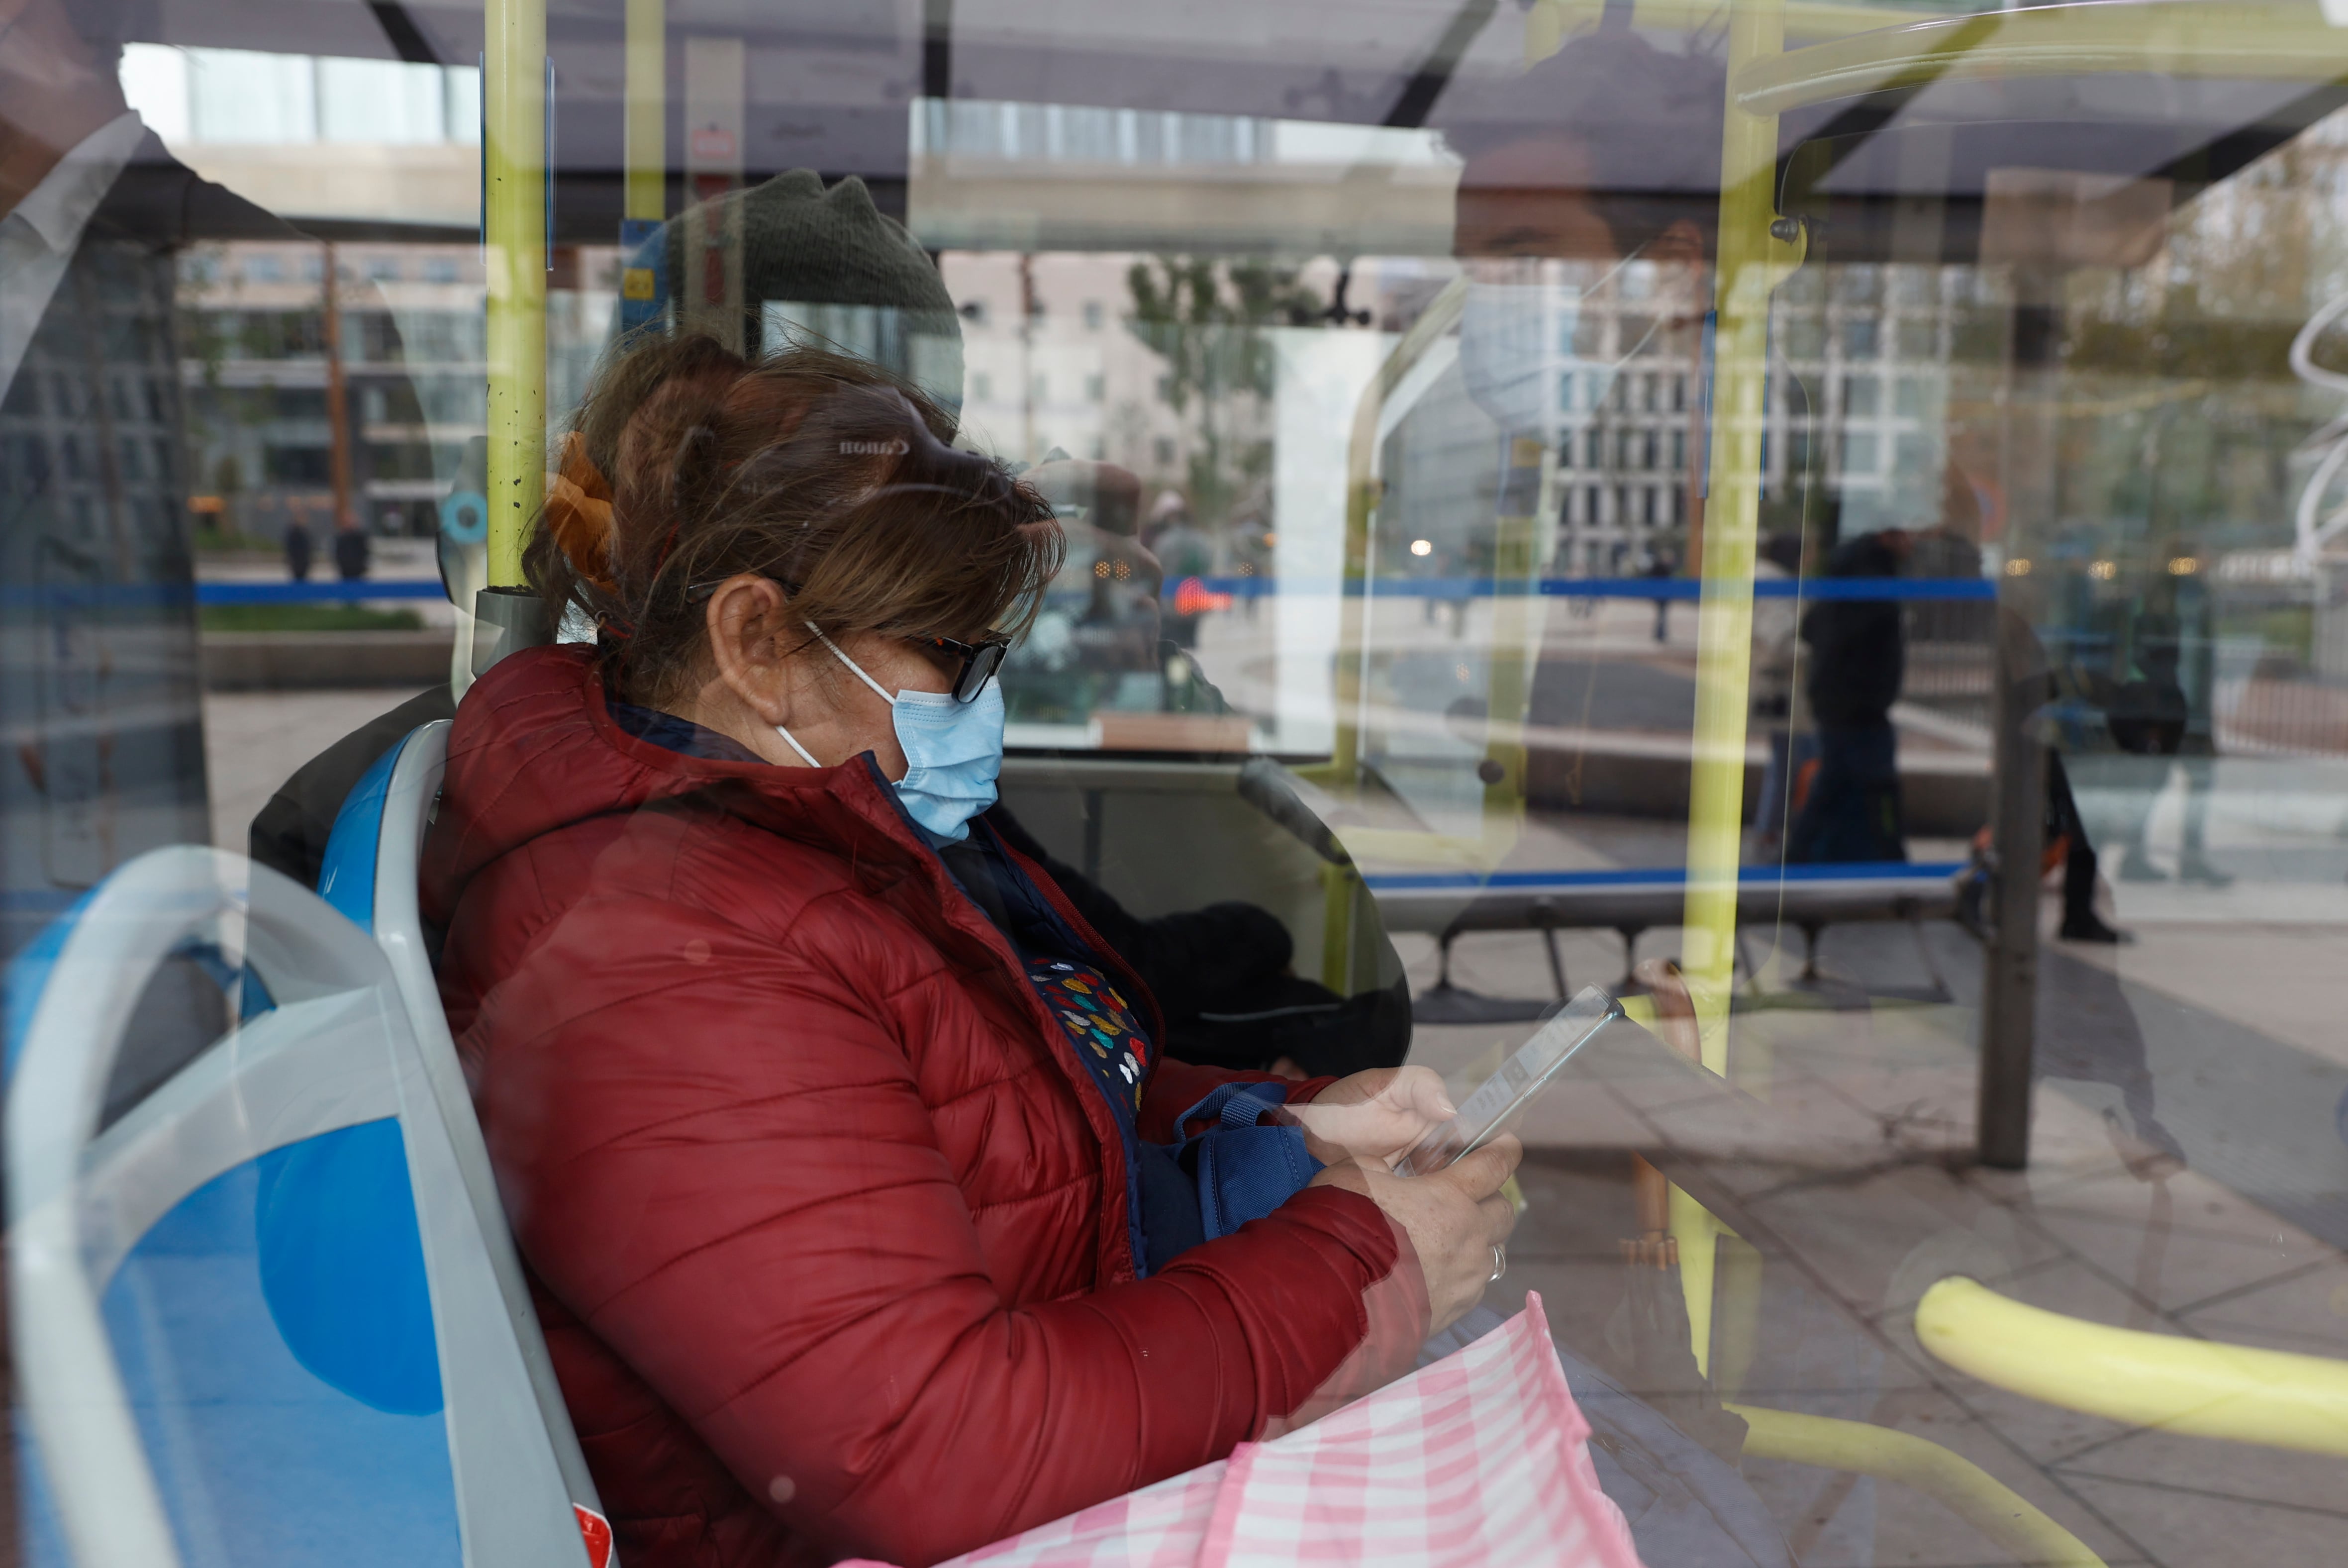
[1842,316,1879,358]
[1843,374,1881,417]
[1643,430,1660,470]
[1840,430,1880,472]
[1671,429,1686,471]
[1154,436,1176,467]
[971,372,992,402]
[1085,373,1105,402]
[1558,371,1575,412]
[1584,428,1601,470]
[1083,300,1105,330]
[1156,375,1174,403]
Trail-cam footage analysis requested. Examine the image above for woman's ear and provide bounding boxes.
[703,574,795,724]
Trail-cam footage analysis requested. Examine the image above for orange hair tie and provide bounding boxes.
[544,431,618,594]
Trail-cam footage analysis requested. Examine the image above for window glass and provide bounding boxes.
[12,5,2348,1567]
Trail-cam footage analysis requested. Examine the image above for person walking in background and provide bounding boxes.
[1148,490,1214,651]
[1644,546,1676,643]
[2112,538,2230,887]
[282,508,314,581]
[1788,527,1912,863]
[333,518,369,581]
[1747,531,1810,863]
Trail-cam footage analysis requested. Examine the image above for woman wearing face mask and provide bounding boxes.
[421,336,1519,1568]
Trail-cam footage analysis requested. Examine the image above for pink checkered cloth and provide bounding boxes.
[841,1293,1644,1568]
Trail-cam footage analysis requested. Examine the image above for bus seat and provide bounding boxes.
[4,843,605,1568]
[318,718,612,1564]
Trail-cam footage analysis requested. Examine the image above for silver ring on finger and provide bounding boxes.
[1489,1242,1507,1282]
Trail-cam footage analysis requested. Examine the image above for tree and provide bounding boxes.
[1124,256,1324,527]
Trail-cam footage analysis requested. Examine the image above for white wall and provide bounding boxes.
[1270,326,1394,756]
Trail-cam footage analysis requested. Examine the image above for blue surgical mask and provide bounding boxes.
[1457,253,1655,433]
[775,627,1005,842]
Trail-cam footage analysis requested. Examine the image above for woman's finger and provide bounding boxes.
[1394,1065,1456,1121]
[1443,1135,1523,1199]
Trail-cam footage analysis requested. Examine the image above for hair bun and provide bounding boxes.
[545,431,618,594]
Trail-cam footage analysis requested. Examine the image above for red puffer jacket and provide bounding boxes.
[420,647,1425,1568]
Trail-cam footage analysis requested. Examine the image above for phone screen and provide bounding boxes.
[1395,985,1623,1176]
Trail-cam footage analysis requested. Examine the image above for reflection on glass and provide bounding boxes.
[17,3,2348,1566]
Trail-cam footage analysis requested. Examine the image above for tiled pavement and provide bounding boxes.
[1401,917,2348,1568]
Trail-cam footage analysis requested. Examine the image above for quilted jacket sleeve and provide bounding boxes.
[467,890,1416,1568]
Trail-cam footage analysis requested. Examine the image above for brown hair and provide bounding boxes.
[529,334,1062,707]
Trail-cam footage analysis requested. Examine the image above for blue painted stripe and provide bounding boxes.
[15,575,2003,609]
[1158,576,1996,603]
[200,580,447,605]
[1363,860,1965,893]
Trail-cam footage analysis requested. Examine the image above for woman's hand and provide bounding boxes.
[1290,1066,1457,1171]
[1309,1137,1521,1334]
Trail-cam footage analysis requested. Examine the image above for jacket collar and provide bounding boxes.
[421,644,931,922]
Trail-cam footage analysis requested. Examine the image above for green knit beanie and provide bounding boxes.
[659,170,964,413]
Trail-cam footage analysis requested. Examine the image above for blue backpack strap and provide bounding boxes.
[1174,1081,1323,1240]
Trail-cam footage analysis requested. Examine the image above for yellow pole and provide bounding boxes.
[624,0,666,223]
[1681,0,1799,1070]
[1669,1183,1719,1376]
[1918,1277,2348,1457]
[484,0,547,590]
[1726,1403,2106,1567]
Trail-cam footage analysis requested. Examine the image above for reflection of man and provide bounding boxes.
[2111,541,2228,887]
[1437,23,1726,788]
[1789,528,1913,863]
[0,0,292,963]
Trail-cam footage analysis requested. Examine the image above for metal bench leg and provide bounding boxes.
[1540,926,1569,1001]
[1906,912,1953,1002]
[1734,928,1766,996]
[1799,921,1824,982]
[1617,926,1642,990]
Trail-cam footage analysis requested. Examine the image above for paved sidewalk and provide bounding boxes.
[1404,903,2348,1568]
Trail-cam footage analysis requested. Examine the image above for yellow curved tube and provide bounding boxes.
[1916,1276,2348,1457]
[1727,1403,2105,1568]
[1735,2,2348,116]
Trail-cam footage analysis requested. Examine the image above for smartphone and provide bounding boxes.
[1395,985,1623,1176]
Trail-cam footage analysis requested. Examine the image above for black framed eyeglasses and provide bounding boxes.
[685,578,1007,702]
[912,631,1011,704]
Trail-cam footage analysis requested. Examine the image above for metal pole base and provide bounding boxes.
[471,586,554,678]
